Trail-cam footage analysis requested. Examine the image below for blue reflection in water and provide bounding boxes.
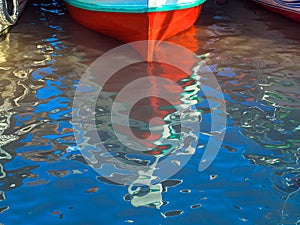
[0,0,299,224]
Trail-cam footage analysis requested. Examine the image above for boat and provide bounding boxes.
[64,0,206,43]
[251,0,300,22]
[0,0,28,36]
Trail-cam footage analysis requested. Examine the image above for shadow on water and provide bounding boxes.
[0,0,299,224]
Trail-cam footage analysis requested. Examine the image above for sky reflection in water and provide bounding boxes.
[0,0,299,224]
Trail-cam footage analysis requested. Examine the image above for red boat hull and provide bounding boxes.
[253,0,300,22]
[66,4,202,43]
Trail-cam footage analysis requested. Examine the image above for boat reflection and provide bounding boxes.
[73,27,205,209]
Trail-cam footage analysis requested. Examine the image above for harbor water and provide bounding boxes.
[0,0,299,224]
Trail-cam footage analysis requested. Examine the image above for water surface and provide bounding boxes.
[0,0,299,224]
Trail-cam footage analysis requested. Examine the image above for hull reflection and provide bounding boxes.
[73,28,204,208]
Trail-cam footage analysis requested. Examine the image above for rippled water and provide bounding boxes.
[0,0,299,224]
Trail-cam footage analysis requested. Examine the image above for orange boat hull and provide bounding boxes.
[66,4,202,43]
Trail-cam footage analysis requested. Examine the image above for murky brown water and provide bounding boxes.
[0,0,299,224]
